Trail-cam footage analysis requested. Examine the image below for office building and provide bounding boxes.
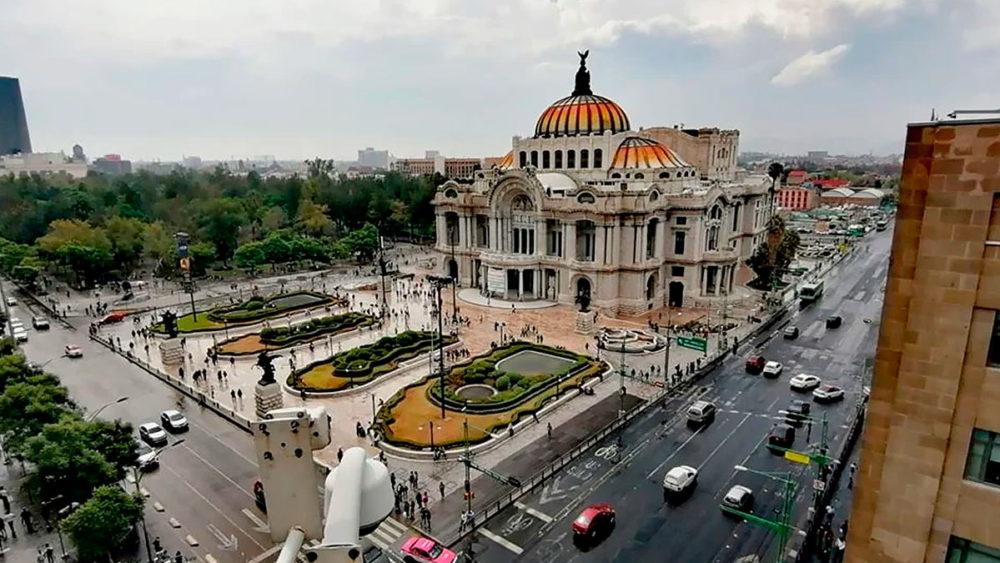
[847,117,1000,562]
[91,154,133,175]
[0,152,87,178]
[357,147,390,170]
[0,77,31,155]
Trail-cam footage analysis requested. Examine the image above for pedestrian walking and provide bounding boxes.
[439,481,445,499]
[547,422,552,439]
[45,543,55,563]
[422,491,428,506]
[390,472,396,490]
[0,488,9,514]
[7,519,15,538]
[337,448,343,463]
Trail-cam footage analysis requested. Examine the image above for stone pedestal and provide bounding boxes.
[255,382,284,419]
[575,311,595,335]
[158,339,185,365]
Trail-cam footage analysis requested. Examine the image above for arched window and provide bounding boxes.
[710,205,722,220]
[594,148,603,168]
[646,218,658,259]
[567,150,576,168]
[659,172,669,179]
[530,151,538,167]
[444,189,458,199]
[649,191,660,202]
[519,151,527,168]
[542,151,550,169]
[580,149,589,168]
[576,192,595,204]
[554,150,563,168]
[611,172,621,179]
[635,173,645,179]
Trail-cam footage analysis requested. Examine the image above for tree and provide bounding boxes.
[196,199,246,265]
[84,419,138,478]
[342,223,380,263]
[296,200,334,237]
[104,216,147,273]
[262,206,287,232]
[0,379,73,453]
[62,485,144,562]
[37,220,113,288]
[234,241,266,274]
[306,158,335,179]
[746,216,800,290]
[143,221,174,268]
[25,417,118,505]
[190,242,217,276]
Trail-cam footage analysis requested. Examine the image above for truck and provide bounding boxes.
[800,281,824,304]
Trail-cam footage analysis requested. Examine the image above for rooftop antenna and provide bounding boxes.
[947,108,1000,119]
[930,108,936,121]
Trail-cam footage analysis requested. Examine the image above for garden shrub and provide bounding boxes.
[495,375,511,391]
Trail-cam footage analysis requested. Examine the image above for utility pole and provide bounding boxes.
[662,309,671,387]
[378,234,388,319]
[428,275,450,419]
[449,224,458,319]
[175,232,197,321]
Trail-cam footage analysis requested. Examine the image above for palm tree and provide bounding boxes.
[767,162,784,216]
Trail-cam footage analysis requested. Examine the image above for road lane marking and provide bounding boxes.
[241,508,268,531]
[696,413,751,471]
[158,462,268,551]
[478,527,524,555]
[646,425,704,480]
[515,502,554,523]
[185,534,199,546]
[179,443,256,500]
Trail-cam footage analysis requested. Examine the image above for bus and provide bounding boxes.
[800,281,824,304]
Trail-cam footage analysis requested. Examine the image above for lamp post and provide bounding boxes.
[86,396,129,422]
[448,225,458,320]
[732,465,797,563]
[428,275,451,419]
[661,309,672,388]
[134,440,185,562]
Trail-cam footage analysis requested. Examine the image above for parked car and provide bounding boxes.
[9,318,23,330]
[401,537,457,563]
[663,466,698,497]
[686,400,716,425]
[99,312,126,325]
[762,361,783,378]
[767,424,796,450]
[813,385,845,403]
[136,442,159,472]
[826,316,843,329]
[139,423,168,446]
[31,317,49,330]
[783,326,799,339]
[5,296,15,306]
[64,345,83,358]
[745,355,766,374]
[12,327,27,343]
[784,400,811,427]
[790,374,822,391]
[721,485,754,515]
[159,410,189,432]
[572,504,616,540]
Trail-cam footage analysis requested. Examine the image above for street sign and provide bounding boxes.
[784,450,811,465]
[813,479,826,492]
[676,336,708,352]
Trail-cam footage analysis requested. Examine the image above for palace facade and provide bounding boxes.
[433,53,775,315]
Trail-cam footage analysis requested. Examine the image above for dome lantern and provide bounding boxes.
[534,52,631,138]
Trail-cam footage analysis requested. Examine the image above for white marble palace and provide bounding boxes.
[434,52,775,315]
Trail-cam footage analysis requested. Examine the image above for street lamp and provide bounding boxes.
[133,439,185,562]
[732,465,797,563]
[428,276,451,419]
[86,396,129,422]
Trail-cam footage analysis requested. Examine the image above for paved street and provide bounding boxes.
[467,230,890,563]
[6,302,277,563]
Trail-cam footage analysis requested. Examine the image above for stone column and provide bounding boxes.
[596,223,606,264]
[657,218,666,259]
[437,214,447,247]
[517,269,523,298]
[611,221,621,266]
[566,221,577,263]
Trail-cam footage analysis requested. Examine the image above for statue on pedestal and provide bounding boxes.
[161,310,178,338]
[255,350,278,385]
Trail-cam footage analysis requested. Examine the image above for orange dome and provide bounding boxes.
[498,151,514,169]
[535,94,630,138]
[611,137,690,169]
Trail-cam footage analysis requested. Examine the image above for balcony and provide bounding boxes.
[479,251,542,267]
[702,247,737,262]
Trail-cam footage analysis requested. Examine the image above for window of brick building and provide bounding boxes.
[947,536,1000,562]
[989,313,1000,367]
[964,428,1000,486]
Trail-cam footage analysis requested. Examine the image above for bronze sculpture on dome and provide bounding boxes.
[573,50,592,96]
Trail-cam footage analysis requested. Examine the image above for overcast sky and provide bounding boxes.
[3,0,997,162]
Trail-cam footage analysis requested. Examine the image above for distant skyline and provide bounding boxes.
[2,0,997,162]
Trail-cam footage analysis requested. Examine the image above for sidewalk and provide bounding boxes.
[0,455,75,563]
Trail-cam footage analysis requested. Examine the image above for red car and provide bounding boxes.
[401,537,456,563]
[745,355,766,374]
[572,503,615,539]
[99,312,127,325]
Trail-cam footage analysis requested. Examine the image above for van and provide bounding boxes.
[687,400,716,425]
[767,425,795,450]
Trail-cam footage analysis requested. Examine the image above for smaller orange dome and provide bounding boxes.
[611,137,690,169]
[498,151,514,169]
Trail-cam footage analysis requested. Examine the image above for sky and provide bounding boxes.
[2,0,999,162]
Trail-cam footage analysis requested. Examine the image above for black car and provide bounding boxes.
[826,316,843,329]
[767,424,795,451]
[785,400,811,427]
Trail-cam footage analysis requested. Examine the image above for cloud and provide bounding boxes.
[771,44,851,86]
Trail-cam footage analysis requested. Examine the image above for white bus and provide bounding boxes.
[800,281,824,304]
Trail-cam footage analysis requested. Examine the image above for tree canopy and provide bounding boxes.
[746,216,800,290]
[61,485,144,562]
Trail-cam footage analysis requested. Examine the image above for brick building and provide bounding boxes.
[778,186,819,210]
[847,118,1000,562]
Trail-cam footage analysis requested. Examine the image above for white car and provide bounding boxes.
[790,374,822,391]
[12,327,27,343]
[663,465,698,495]
[812,385,845,403]
[64,345,83,358]
[4,297,15,306]
[762,361,783,378]
[159,410,189,432]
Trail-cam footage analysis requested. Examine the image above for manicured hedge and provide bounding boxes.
[208,291,337,324]
[258,312,374,346]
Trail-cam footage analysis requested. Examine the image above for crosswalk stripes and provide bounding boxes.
[366,517,408,551]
